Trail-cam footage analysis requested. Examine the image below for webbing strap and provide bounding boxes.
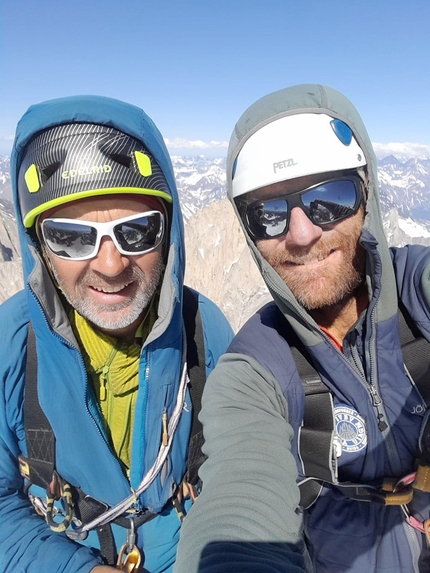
[289,344,335,508]
[23,323,55,490]
[398,301,430,406]
[182,287,207,485]
[271,314,335,508]
[397,302,430,470]
[96,525,116,566]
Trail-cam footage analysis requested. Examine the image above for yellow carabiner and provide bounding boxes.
[117,519,142,572]
[117,545,141,572]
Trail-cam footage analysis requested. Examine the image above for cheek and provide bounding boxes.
[256,238,283,260]
[49,256,87,287]
[134,250,164,276]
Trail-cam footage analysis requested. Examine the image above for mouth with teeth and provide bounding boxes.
[88,280,135,302]
[91,281,133,294]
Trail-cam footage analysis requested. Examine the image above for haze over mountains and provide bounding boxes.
[2,153,430,330]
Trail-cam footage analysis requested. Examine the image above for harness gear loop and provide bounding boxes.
[117,519,142,572]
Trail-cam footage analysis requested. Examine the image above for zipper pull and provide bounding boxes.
[99,365,109,401]
[368,385,388,431]
[368,384,382,406]
[376,411,388,431]
[162,410,169,446]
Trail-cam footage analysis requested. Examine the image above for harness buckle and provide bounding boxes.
[381,476,414,505]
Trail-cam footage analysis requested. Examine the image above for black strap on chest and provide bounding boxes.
[21,285,207,564]
[182,286,207,485]
[275,303,430,509]
[272,315,336,508]
[397,300,430,406]
[22,321,56,491]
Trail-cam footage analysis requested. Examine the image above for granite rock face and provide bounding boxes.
[0,198,23,303]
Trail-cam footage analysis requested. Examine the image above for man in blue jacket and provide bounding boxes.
[0,96,232,572]
[174,84,430,572]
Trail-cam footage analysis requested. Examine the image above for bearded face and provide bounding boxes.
[41,195,165,341]
[257,205,365,310]
[246,171,367,311]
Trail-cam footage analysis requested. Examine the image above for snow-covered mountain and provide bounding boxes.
[3,153,430,225]
[0,156,12,199]
[3,153,430,327]
[378,155,430,223]
[171,156,226,219]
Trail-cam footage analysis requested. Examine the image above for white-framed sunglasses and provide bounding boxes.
[41,211,165,261]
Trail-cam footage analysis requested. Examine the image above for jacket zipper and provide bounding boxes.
[267,276,389,432]
[348,339,387,429]
[29,288,127,479]
[99,348,118,403]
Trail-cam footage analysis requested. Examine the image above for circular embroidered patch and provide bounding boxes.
[334,405,367,454]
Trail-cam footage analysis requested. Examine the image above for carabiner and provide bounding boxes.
[117,519,142,572]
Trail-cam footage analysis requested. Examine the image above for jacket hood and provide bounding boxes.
[11,95,185,308]
[227,84,397,344]
[9,96,191,513]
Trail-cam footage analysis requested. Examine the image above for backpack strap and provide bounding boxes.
[397,301,430,493]
[397,300,430,406]
[182,286,207,485]
[271,313,335,508]
[20,322,55,491]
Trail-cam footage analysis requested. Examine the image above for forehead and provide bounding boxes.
[40,194,164,221]
[244,170,349,203]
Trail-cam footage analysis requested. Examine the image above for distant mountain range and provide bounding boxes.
[3,153,430,226]
[378,155,430,223]
[2,153,430,328]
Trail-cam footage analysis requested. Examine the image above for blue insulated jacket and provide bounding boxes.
[174,85,430,573]
[0,96,233,573]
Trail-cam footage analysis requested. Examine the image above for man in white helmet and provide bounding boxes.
[0,95,232,573]
[175,84,430,572]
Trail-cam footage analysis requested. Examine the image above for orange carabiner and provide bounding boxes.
[117,544,141,572]
[117,519,142,572]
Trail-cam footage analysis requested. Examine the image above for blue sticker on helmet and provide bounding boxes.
[330,119,353,146]
[232,157,238,180]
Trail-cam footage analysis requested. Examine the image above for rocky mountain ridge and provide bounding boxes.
[2,154,430,330]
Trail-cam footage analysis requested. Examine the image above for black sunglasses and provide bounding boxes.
[241,176,363,240]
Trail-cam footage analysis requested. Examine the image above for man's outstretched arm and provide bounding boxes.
[174,353,311,573]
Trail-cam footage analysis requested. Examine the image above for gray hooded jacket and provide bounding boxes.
[174,85,430,573]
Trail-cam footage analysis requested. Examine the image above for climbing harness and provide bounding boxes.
[271,300,430,539]
[19,286,207,565]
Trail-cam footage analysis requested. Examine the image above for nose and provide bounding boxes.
[89,237,130,276]
[284,207,323,247]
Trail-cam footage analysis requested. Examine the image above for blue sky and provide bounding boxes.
[1,0,430,158]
